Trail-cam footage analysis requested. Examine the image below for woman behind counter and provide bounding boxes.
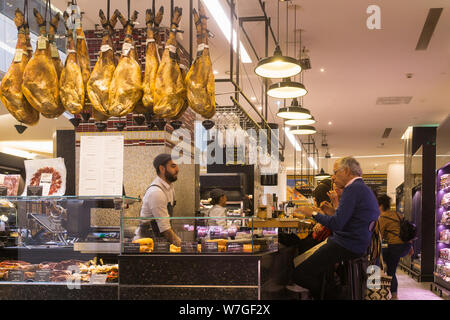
[207,188,228,228]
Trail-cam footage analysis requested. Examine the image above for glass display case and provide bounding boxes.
[121,215,279,255]
[0,195,139,285]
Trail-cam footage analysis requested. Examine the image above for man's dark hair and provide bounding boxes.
[153,153,172,175]
[377,194,391,211]
[313,179,332,205]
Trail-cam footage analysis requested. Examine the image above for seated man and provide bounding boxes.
[293,157,380,299]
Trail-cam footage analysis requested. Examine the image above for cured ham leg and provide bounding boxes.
[0,9,39,125]
[107,10,142,117]
[22,8,64,118]
[86,9,118,118]
[76,14,90,89]
[154,7,186,118]
[59,12,84,114]
[48,13,63,77]
[186,3,215,119]
[140,6,164,113]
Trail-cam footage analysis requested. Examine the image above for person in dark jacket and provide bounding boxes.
[292,157,380,299]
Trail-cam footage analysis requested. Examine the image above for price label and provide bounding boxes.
[100,44,112,52]
[27,185,43,196]
[123,243,140,254]
[122,42,133,56]
[37,36,47,50]
[13,49,24,62]
[8,270,24,282]
[50,44,59,58]
[226,243,244,253]
[89,274,107,284]
[154,241,169,253]
[202,242,218,253]
[40,173,53,196]
[181,242,196,253]
[34,270,51,282]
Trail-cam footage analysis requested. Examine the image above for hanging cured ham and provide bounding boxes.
[86,9,119,117]
[22,8,64,118]
[107,10,142,117]
[59,12,84,114]
[0,9,39,125]
[185,3,215,119]
[48,13,63,77]
[153,7,186,119]
[76,13,90,89]
[140,6,164,113]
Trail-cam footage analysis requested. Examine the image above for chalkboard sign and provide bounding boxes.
[202,242,218,253]
[0,186,7,196]
[123,243,140,254]
[154,241,170,253]
[8,270,24,282]
[34,270,51,282]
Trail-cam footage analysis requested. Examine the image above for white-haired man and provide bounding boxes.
[292,156,380,299]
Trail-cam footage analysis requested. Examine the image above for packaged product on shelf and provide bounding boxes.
[442,211,450,225]
[441,174,450,190]
[23,158,66,196]
[440,229,450,242]
[440,248,450,261]
[0,174,21,196]
[442,193,450,209]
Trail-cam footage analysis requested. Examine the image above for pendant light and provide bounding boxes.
[254,1,301,79]
[289,125,316,135]
[277,98,312,120]
[315,168,331,180]
[285,116,316,126]
[268,3,307,98]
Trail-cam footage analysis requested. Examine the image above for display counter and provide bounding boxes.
[0,196,301,299]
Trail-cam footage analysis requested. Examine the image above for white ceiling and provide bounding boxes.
[1,0,449,175]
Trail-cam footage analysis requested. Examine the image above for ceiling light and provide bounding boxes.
[320,68,325,72]
[285,116,316,126]
[251,96,257,101]
[267,78,308,99]
[328,121,332,125]
[315,168,331,180]
[255,45,302,78]
[202,0,252,63]
[289,125,317,135]
[213,70,219,75]
[276,98,312,120]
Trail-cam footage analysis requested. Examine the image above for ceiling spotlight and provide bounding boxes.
[267,78,308,99]
[213,70,219,75]
[255,45,302,79]
[289,125,317,135]
[276,98,312,120]
[285,116,316,126]
[328,121,332,125]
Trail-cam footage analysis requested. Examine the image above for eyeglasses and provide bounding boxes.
[332,167,345,176]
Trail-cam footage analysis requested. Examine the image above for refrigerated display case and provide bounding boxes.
[434,162,450,293]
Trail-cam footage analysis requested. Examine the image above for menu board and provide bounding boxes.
[79,136,124,196]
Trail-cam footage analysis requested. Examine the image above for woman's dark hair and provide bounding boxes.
[313,179,332,205]
[377,194,391,211]
[210,188,226,205]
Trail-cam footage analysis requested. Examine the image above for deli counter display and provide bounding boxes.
[121,216,279,255]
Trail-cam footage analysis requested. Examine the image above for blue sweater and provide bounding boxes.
[314,178,380,255]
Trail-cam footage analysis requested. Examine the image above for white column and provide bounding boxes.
[387,163,404,200]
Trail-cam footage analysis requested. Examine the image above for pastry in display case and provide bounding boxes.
[121,216,278,254]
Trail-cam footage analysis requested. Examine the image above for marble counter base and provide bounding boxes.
[0,283,118,300]
[120,285,258,300]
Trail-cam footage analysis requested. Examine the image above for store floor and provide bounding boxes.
[395,269,443,300]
